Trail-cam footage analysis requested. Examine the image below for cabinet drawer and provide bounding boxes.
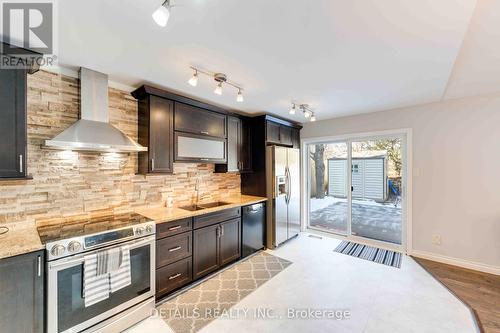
[156,257,192,298]
[157,218,192,239]
[194,207,241,229]
[156,232,192,268]
[174,102,226,138]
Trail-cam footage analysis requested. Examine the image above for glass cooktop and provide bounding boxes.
[37,212,153,244]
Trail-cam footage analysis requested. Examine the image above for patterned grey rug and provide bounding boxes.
[334,241,402,268]
[157,252,292,333]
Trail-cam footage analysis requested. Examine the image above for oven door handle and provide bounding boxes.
[48,235,155,269]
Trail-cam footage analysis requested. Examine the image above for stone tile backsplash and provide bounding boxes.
[0,70,240,225]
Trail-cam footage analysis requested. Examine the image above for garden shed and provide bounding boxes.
[328,151,388,201]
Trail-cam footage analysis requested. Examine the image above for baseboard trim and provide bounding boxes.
[411,250,500,276]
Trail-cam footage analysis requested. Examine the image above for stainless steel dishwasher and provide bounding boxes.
[242,203,266,258]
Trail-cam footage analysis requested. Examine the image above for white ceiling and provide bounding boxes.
[55,0,488,122]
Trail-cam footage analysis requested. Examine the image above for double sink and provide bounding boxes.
[179,201,232,212]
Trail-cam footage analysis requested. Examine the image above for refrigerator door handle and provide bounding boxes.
[285,166,290,204]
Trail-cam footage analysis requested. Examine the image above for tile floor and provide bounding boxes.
[127,233,477,333]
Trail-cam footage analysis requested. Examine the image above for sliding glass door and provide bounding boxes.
[307,134,405,247]
[308,142,349,235]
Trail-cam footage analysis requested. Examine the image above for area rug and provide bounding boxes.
[156,252,292,333]
[334,241,402,268]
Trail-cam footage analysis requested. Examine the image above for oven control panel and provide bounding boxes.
[45,222,156,261]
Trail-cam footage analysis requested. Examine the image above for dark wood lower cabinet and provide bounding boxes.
[156,257,192,298]
[0,250,44,333]
[156,209,243,300]
[219,218,241,266]
[193,223,220,280]
[193,218,241,280]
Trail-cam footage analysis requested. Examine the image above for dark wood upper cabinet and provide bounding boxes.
[279,125,293,146]
[137,95,174,174]
[215,116,252,173]
[292,127,300,149]
[0,250,44,333]
[0,67,27,179]
[266,121,281,144]
[226,116,240,172]
[239,117,253,172]
[174,102,226,138]
[219,218,241,266]
[265,120,300,147]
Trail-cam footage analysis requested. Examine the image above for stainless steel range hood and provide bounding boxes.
[44,68,147,153]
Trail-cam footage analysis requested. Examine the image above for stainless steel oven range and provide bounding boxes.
[38,213,156,333]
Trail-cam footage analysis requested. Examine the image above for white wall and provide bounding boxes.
[302,93,500,270]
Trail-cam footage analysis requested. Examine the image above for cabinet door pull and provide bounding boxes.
[19,154,23,173]
[169,273,181,280]
[168,225,181,231]
[200,131,209,135]
[200,158,209,161]
[151,158,155,171]
[220,225,224,236]
[37,255,42,277]
[169,246,182,252]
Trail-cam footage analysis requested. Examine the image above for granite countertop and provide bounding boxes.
[135,195,267,224]
[0,221,44,260]
[0,195,267,260]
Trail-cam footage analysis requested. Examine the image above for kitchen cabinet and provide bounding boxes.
[266,121,281,144]
[219,218,241,266]
[156,257,192,297]
[215,116,252,173]
[174,102,226,138]
[0,250,44,333]
[193,207,241,280]
[193,223,220,279]
[265,120,297,147]
[279,125,293,146]
[155,217,193,299]
[292,127,300,149]
[0,67,27,179]
[174,132,227,163]
[137,94,174,174]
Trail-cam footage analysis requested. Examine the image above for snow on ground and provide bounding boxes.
[310,196,398,212]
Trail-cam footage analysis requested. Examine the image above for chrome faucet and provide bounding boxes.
[195,177,200,206]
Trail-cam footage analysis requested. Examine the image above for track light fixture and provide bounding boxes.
[237,89,244,102]
[188,66,245,102]
[188,69,198,87]
[291,103,316,122]
[152,0,171,27]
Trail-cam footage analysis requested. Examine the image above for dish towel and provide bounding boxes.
[83,253,111,307]
[110,246,132,292]
[83,246,132,307]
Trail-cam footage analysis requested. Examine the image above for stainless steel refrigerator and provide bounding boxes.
[266,146,300,248]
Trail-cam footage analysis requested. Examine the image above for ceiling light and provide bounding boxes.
[236,89,244,102]
[304,110,312,118]
[152,0,171,27]
[289,104,296,115]
[188,70,198,87]
[214,82,223,95]
[310,114,316,122]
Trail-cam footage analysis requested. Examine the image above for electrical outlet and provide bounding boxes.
[432,234,442,245]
